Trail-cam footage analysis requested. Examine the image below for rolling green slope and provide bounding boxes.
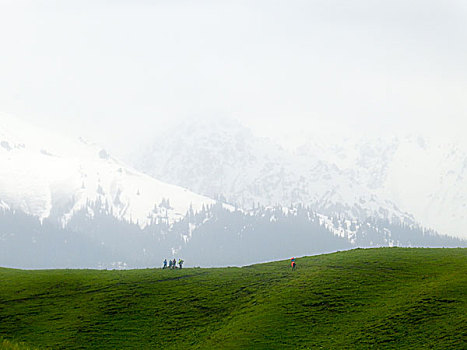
[0,248,466,349]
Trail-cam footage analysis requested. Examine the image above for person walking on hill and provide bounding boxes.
[169,259,173,269]
[291,257,296,270]
[178,259,184,269]
[163,259,167,269]
[172,258,177,269]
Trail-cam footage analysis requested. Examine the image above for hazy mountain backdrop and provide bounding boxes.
[1,115,465,268]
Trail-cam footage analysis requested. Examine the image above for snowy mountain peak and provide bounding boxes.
[136,118,416,227]
[134,119,467,239]
[0,114,217,227]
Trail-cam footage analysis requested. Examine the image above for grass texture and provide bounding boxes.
[0,248,465,349]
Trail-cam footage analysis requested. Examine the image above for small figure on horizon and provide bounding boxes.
[163,259,167,269]
[291,257,296,270]
[172,258,177,269]
[178,259,184,269]
[169,259,173,269]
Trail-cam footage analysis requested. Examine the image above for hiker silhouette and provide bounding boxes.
[291,257,296,270]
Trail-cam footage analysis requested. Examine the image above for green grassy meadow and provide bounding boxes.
[1,248,466,349]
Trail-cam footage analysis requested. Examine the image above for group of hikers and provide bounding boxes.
[163,258,184,269]
[163,257,294,270]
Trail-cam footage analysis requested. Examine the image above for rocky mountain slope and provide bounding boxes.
[136,120,412,222]
[136,118,467,238]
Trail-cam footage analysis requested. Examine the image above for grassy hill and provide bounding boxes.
[0,248,465,349]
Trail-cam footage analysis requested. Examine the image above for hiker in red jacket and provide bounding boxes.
[291,257,296,270]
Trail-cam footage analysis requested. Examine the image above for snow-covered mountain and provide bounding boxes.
[135,118,467,239]
[2,200,463,269]
[0,114,217,227]
[136,119,414,223]
[333,135,467,239]
[0,115,464,269]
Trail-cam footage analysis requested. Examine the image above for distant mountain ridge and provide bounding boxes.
[136,118,467,239]
[136,120,412,221]
[1,115,465,269]
[0,114,217,227]
[1,202,464,268]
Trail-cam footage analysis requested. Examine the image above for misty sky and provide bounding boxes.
[1,0,466,154]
